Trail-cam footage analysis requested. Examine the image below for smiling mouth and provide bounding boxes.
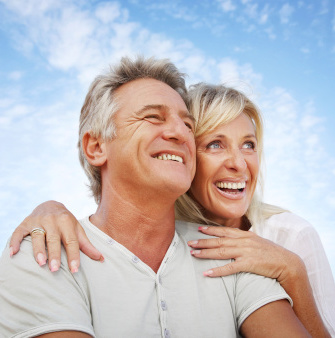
[215,181,246,193]
[153,153,183,163]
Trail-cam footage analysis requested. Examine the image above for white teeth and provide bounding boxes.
[216,181,246,190]
[154,153,183,163]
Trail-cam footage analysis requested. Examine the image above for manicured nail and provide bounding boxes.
[203,270,213,276]
[99,255,105,263]
[9,246,14,257]
[70,260,79,273]
[50,259,59,272]
[37,253,46,266]
[188,240,198,246]
[191,250,201,255]
[198,226,208,231]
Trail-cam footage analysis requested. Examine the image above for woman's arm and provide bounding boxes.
[188,226,330,337]
[10,200,103,272]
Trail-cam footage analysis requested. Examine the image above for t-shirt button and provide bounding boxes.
[161,300,167,311]
[132,256,139,263]
[164,328,171,338]
[107,238,114,245]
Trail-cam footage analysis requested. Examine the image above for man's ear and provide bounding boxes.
[82,132,107,167]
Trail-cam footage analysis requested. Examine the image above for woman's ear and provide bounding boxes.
[82,132,107,167]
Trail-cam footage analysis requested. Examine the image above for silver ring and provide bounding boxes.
[30,227,46,236]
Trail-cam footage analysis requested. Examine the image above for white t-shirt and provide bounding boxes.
[0,218,291,338]
[251,212,335,336]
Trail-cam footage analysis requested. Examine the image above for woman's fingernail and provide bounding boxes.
[9,246,14,257]
[203,270,213,276]
[99,255,105,263]
[191,250,201,255]
[198,226,208,231]
[37,253,46,266]
[50,259,59,272]
[188,240,198,246]
[70,260,79,273]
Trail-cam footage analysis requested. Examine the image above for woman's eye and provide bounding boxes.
[242,141,256,150]
[207,141,221,149]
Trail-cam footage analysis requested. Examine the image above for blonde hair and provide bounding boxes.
[78,56,188,203]
[175,83,285,227]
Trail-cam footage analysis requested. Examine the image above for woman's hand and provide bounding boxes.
[10,200,104,273]
[188,226,304,283]
[189,226,330,337]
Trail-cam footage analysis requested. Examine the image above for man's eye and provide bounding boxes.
[207,141,221,149]
[145,114,160,120]
[184,121,194,131]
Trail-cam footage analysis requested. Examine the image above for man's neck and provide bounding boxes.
[90,188,177,273]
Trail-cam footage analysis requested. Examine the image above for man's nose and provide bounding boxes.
[162,116,191,143]
[224,149,247,172]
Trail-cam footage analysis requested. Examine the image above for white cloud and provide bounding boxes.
[0,1,211,88]
[146,3,198,22]
[8,71,23,80]
[260,87,334,222]
[279,3,294,24]
[264,27,276,39]
[217,58,263,95]
[244,3,258,19]
[217,0,236,12]
[95,2,123,24]
[319,0,329,15]
[1,0,58,17]
[301,47,310,54]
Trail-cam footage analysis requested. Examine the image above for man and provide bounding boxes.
[0,57,309,337]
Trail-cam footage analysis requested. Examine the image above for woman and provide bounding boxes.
[10,83,335,336]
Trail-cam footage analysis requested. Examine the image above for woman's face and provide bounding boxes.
[190,113,259,227]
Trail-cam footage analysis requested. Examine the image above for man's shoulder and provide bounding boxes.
[78,216,112,247]
[175,220,216,241]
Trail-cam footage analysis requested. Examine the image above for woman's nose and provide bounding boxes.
[224,149,247,172]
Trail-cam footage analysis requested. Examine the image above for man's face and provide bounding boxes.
[103,78,196,201]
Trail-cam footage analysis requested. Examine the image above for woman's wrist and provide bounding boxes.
[277,252,307,287]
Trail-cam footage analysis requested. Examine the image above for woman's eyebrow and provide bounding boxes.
[203,133,257,140]
[243,134,257,139]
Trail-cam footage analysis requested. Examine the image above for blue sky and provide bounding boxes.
[0,0,334,275]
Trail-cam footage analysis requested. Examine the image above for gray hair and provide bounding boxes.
[78,56,188,203]
[175,83,285,227]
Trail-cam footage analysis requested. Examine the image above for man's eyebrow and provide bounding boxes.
[180,110,195,123]
[134,105,195,123]
[134,104,165,116]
